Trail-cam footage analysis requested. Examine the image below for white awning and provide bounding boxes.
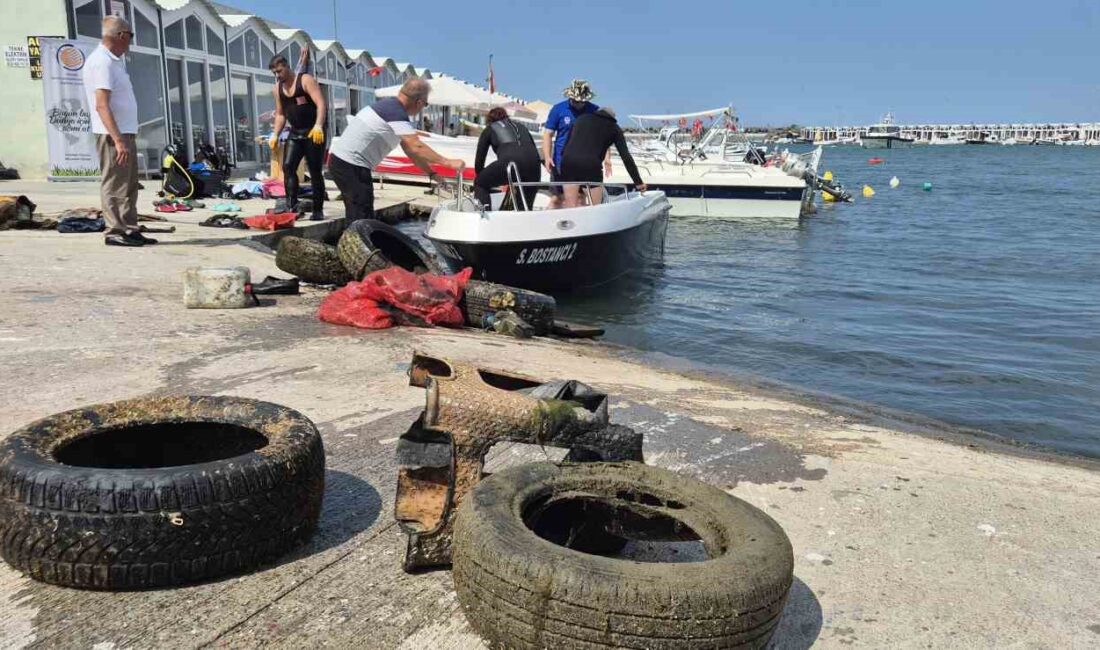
[628,107,729,121]
[375,76,488,109]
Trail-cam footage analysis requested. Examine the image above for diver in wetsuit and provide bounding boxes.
[559,107,646,208]
[269,54,326,220]
[474,107,541,210]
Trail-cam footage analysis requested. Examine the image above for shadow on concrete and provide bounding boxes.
[770,577,823,649]
[292,469,383,558]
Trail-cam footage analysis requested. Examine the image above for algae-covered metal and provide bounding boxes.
[395,352,643,571]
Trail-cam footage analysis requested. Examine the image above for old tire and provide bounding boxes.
[0,395,325,590]
[336,219,446,280]
[275,236,352,285]
[462,280,556,335]
[453,462,793,649]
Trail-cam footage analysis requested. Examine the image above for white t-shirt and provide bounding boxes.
[82,44,138,135]
[329,97,416,170]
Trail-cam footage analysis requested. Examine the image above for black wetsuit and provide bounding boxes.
[560,111,644,187]
[474,118,541,210]
[277,74,324,216]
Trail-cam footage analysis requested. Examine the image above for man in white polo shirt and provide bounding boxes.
[329,79,465,222]
[82,16,153,247]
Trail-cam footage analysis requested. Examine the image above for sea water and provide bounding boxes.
[557,145,1100,458]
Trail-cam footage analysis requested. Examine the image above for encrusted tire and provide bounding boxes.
[453,462,793,649]
[275,236,352,285]
[461,280,556,335]
[336,219,446,280]
[0,396,325,590]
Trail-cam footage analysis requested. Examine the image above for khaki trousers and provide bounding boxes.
[97,133,139,236]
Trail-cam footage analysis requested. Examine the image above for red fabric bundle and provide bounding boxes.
[316,281,393,329]
[317,267,473,330]
[242,212,297,230]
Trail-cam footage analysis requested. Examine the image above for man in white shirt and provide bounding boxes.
[329,79,465,222]
[82,16,153,247]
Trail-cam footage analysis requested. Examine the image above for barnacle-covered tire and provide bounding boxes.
[337,219,446,280]
[461,280,555,335]
[276,236,352,285]
[0,396,325,590]
[453,462,793,649]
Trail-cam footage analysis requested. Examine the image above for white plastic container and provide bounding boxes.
[183,267,251,309]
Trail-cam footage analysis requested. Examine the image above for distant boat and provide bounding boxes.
[1000,138,1018,146]
[965,132,997,145]
[861,113,914,149]
[929,136,964,145]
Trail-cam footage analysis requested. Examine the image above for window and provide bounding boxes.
[185,16,203,51]
[336,59,346,83]
[206,27,224,58]
[289,42,301,66]
[210,65,230,152]
[328,54,338,80]
[244,31,260,69]
[228,37,244,65]
[128,51,166,170]
[231,74,255,163]
[166,59,185,147]
[314,51,326,78]
[165,20,184,49]
[187,61,209,152]
[332,84,348,135]
[134,9,158,48]
[261,42,274,68]
[74,1,101,39]
[256,73,276,164]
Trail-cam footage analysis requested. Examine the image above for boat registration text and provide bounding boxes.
[516,243,578,265]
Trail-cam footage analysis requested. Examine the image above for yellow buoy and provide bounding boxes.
[823,170,834,181]
[862,185,875,197]
[823,191,836,202]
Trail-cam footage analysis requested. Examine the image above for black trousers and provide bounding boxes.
[474,153,540,211]
[283,131,325,215]
[329,154,374,222]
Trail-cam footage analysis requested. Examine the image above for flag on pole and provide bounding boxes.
[488,54,495,94]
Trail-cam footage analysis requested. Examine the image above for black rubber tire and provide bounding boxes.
[453,462,793,649]
[336,219,446,280]
[461,280,556,335]
[275,236,352,285]
[0,395,325,590]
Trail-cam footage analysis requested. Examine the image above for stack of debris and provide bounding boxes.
[274,218,560,337]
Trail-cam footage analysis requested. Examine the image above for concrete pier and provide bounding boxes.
[0,180,1098,648]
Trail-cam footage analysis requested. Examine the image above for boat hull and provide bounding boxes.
[650,183,806,218]
[426,194,670,293]
[861,136,913,149]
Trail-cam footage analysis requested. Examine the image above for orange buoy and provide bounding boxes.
[868,157,885,165]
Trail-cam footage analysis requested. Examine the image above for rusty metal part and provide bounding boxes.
[395,351,643,571]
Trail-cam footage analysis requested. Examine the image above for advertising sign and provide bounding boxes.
[40,38,99,179]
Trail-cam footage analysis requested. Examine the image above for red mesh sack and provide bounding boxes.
[243,211,297,230]
[317,282,393,329]
[360,266,472,326]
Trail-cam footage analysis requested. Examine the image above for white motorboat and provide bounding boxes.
[860,113,914,149]
[611,107,827,219]
[425,181,670,292]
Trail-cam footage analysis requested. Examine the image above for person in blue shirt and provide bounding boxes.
[541,79,603,208]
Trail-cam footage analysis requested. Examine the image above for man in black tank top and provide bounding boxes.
[269,55,327,220]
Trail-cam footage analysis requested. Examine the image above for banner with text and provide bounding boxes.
[40,38,99,180]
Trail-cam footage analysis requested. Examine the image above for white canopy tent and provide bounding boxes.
[375,76,487,109]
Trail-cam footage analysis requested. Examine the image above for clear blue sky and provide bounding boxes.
[233,0,1099,126]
